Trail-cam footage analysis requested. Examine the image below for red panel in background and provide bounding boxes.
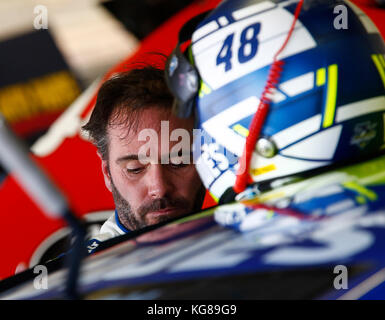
[11,111,63,137]
[354,0,385,39]
[0,0,383,280]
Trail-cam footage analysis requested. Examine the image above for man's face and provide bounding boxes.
[101,107,204,230]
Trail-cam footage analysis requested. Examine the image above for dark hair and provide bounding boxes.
[82,66,174,160]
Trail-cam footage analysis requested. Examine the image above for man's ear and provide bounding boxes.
[98,151,112,192]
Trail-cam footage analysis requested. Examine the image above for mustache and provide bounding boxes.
[137,197,189,216]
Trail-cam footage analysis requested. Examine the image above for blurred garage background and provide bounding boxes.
[0,0,197,153]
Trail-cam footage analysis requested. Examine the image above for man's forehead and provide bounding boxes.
[107,107,194,151]
[109,107,164,133]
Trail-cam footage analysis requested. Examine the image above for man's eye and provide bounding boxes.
[169,163,189,169]
[126,167,144,174]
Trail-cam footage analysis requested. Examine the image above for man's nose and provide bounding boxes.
[146,164,172,199]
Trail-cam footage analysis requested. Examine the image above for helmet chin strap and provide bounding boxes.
[233,0,304,194]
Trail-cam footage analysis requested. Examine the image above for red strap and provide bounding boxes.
[233,0,304,194]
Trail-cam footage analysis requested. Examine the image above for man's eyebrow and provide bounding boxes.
[116,151,193,164]
[116,154,138,163]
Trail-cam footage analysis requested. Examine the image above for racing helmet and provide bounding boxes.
[166,0,385,202]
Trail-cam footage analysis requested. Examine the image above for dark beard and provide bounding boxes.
[110,181,142,230]
[110,179,206,231]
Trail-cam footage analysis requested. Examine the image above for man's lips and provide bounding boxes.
[146,207,181,217]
